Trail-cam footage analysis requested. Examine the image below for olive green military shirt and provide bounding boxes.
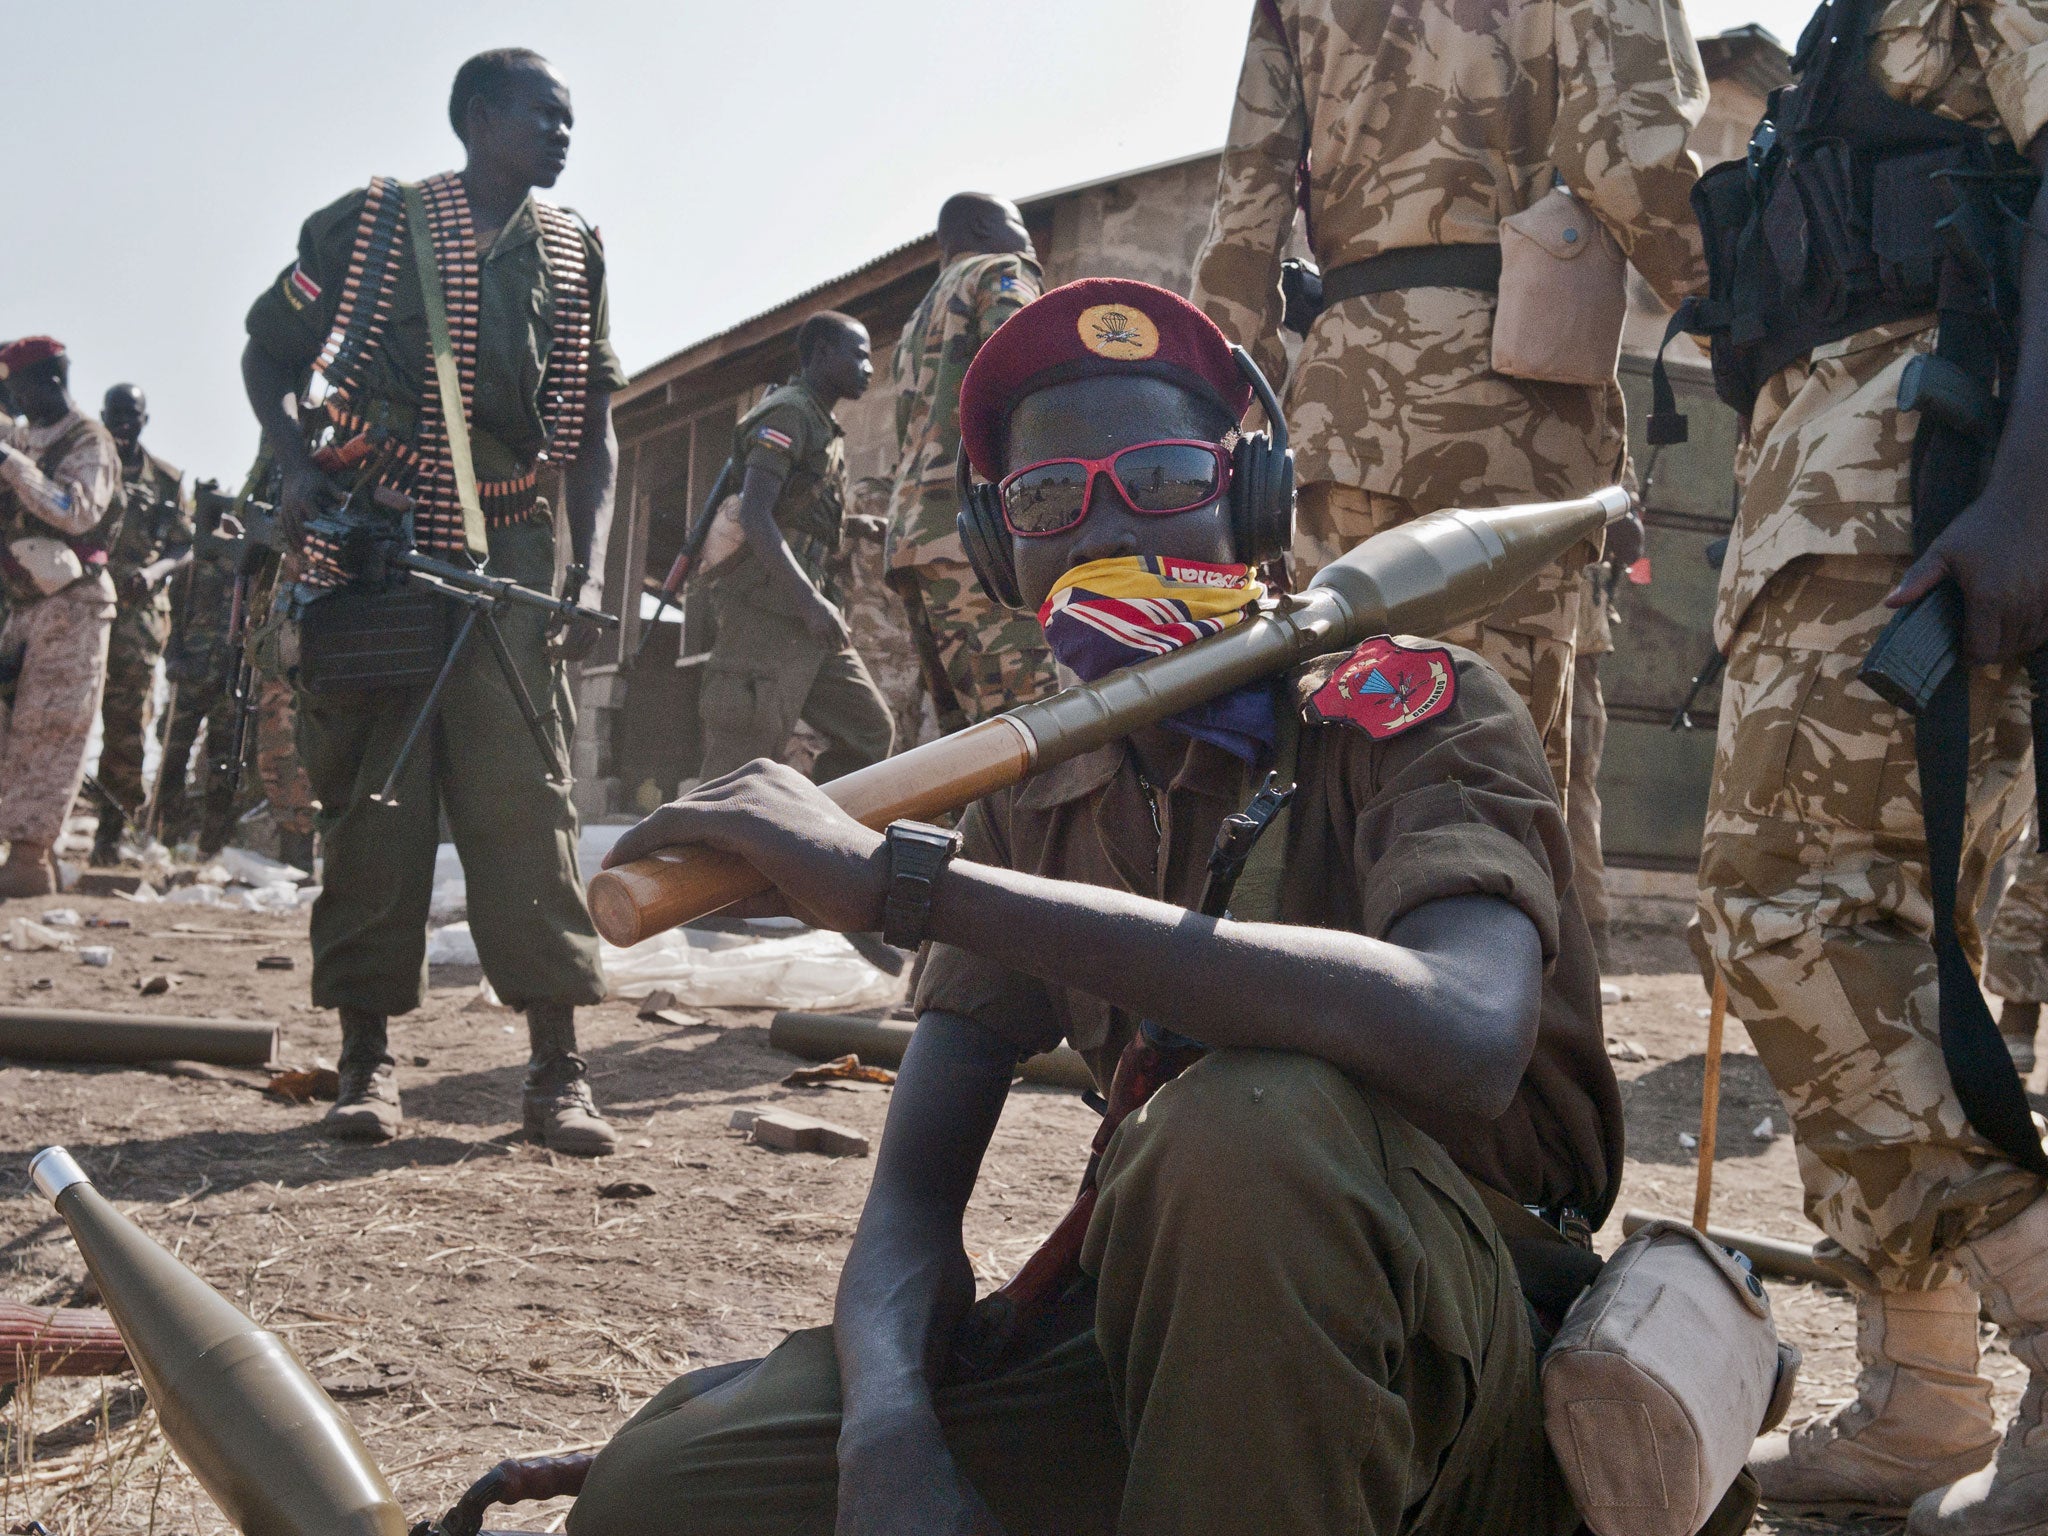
[723,380,848,596]
[105,447,191,585]
[244,183,629,485]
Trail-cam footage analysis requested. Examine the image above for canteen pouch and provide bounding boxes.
[295,586,451,694]
[1492,185,1629,386]
[1543,1219,1800,1536]
[6,536,87,597]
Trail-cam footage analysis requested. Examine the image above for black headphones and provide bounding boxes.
[955,344,1296,609]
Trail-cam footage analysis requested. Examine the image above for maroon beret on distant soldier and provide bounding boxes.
[957,279,1252,480]
[0,336,66,380]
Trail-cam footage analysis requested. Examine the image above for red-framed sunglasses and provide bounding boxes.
[998,439,1232,537]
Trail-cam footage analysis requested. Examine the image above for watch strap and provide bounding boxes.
[881,820,962,950]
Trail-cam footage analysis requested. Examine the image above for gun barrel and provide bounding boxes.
[586,487,1624,945]
[30,1147,407,1536]
[398,552,620,629]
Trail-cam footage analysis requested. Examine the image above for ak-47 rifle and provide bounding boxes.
[632,457,734,665]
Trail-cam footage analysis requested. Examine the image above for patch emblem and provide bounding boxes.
[756,427,794,451]
[1307,637,1457,740]
[287,264,322,309]
[1077,303,1160,361]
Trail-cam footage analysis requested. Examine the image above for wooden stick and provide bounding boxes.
[1693,969,1728,1232]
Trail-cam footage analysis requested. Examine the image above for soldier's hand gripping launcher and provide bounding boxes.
[29,1147,408,1536]
[587,485,1631,945]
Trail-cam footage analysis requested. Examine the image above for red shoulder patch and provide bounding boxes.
[1307,637,1458,740]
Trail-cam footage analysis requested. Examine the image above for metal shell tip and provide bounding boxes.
[29,1146,89,1204]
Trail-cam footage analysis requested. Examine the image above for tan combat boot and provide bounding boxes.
[522,1004,617,1157]
[1753,1283,1999,1518]
[0,840,58,899]
[1911,1192,2048,1536]
[323,1009,402,1142]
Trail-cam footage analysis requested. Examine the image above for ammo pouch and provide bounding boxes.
[1543,1220,1799,1536]
[1492,185,1630,386]
[295,585,451,694]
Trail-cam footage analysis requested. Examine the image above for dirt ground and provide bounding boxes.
[0,899,2037,1535]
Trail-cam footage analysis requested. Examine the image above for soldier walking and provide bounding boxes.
[694,312,894,782]
[93,383,191,866]
[882,193,1057,731]
[0,338,122,897]
[1686,3,2048,1530]
[241,48,625,1153]
[1189,0,1707,797]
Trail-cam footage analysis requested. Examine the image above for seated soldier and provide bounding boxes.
[574,280,1618,1536]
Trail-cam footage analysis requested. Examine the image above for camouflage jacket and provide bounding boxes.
[0,409,123,606]
[105,446,192,589]
[884,252,1041,569]
[1720,0,2048,646]
[1189,0,1708,513]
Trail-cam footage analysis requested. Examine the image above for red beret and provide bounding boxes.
[958,279,1251,481]
[0,336,65,380]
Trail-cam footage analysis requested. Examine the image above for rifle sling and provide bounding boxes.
[885,568,970,734]
[401,181,489,563]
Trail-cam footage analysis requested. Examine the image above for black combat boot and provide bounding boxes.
[522,1004,617,1156]
[324,1008,401,1142]
[276,829,316,881]
[197,780,235,858]
[89,808,124,867]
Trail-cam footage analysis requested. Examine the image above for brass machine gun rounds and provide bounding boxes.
[30,1147,407,1536]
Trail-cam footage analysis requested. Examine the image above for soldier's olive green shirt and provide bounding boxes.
[106,447,191,584]
[884,252,1041,570]
[245,183,628,485]
[723,380,848,599]
[1721,0,2048,645]
[1190,0,1708,513]
[917,643,1623,1224]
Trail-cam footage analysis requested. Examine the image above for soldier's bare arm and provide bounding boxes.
[832,1011,1016,1536]
[554,390,615,658]
[606,761,1545,1121]
[735,458,848,648]
[1890,129,2048,662]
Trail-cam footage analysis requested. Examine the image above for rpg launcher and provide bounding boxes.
[587,485,1632,945]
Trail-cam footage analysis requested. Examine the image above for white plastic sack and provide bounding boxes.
[215,847,308,886]
[236,881,303,914]
[600,926,901,1012]
[6,918,75,952]
[426,922,480,966]
[426,826,630,919]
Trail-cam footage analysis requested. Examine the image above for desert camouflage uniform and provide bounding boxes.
[884,251,1057,725]
[1985,838,2048,1004]
[838,477,927,750]
[0,410,121,847]
[1570,563,1615,962]
[1189,0,1708,793]
[1695,4,2048,1291]
[97,447,189,813]
[255,676,314,838]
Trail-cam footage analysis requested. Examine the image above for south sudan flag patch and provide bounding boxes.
[1307,636,1457,740]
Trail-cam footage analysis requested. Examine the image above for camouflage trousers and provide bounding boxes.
[97,595,170,812]
[1568,651,1610,965]
[1696,553,2046,1289]
[255,676,315,837]
[0,590,114,846]
[1984,827,2048,1005]
[1294,484,1582,799]
[155,671,234,843]
[897,556,1059,728]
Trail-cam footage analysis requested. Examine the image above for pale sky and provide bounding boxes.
[5,1,1809,482]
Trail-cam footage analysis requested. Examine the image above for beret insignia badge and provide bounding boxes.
[1077,303,1160,361]
[1307,636,1457,740]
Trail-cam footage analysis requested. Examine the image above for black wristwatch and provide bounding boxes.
[881,820,963,949]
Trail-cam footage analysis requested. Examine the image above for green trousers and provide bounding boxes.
[697,581,895,783]
[296,519,604,1016]
[569,1052,1573,1536]
[98,594,171,811]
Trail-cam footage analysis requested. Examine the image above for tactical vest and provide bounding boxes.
[1658,0,2034,433]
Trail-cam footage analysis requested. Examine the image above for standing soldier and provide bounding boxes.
[695,312,895,782]
[254,676,316,873]
[1188,0,1707,795]
[156,527,238,850]
[1687,3,2048,1531]
[883,193,1056,731]
[0,338,122,897]
[93,383,191,866]
[240,48,626,1153]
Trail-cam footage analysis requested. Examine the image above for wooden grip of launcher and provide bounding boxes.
[585,718,1033,945]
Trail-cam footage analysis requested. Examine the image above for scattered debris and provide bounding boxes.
[782,1053,896,1088]
[462,978,508,1013]
[598,1181,657,1200]
[256,955,296,971]
[39,909,82,928]
[1753,1115,1777,1140]
[78,946,113,968]
[73,870,150,898]
[1599,981,1631,1005]
[0,1006,278,1066]
[137,974,175,995]
[636,989,708,1028]
[83,915,131,929]
[1678,1131,1698,1150]
[728,1107,869,1157]
[7,918,76,952]
[265,1065,341,1103]
[1605,1038,1650,1063]
[30,977,52,991]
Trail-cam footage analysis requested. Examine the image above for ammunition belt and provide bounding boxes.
[407,171,484,557]
[314,177,408,411]
[533,201,595,466]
